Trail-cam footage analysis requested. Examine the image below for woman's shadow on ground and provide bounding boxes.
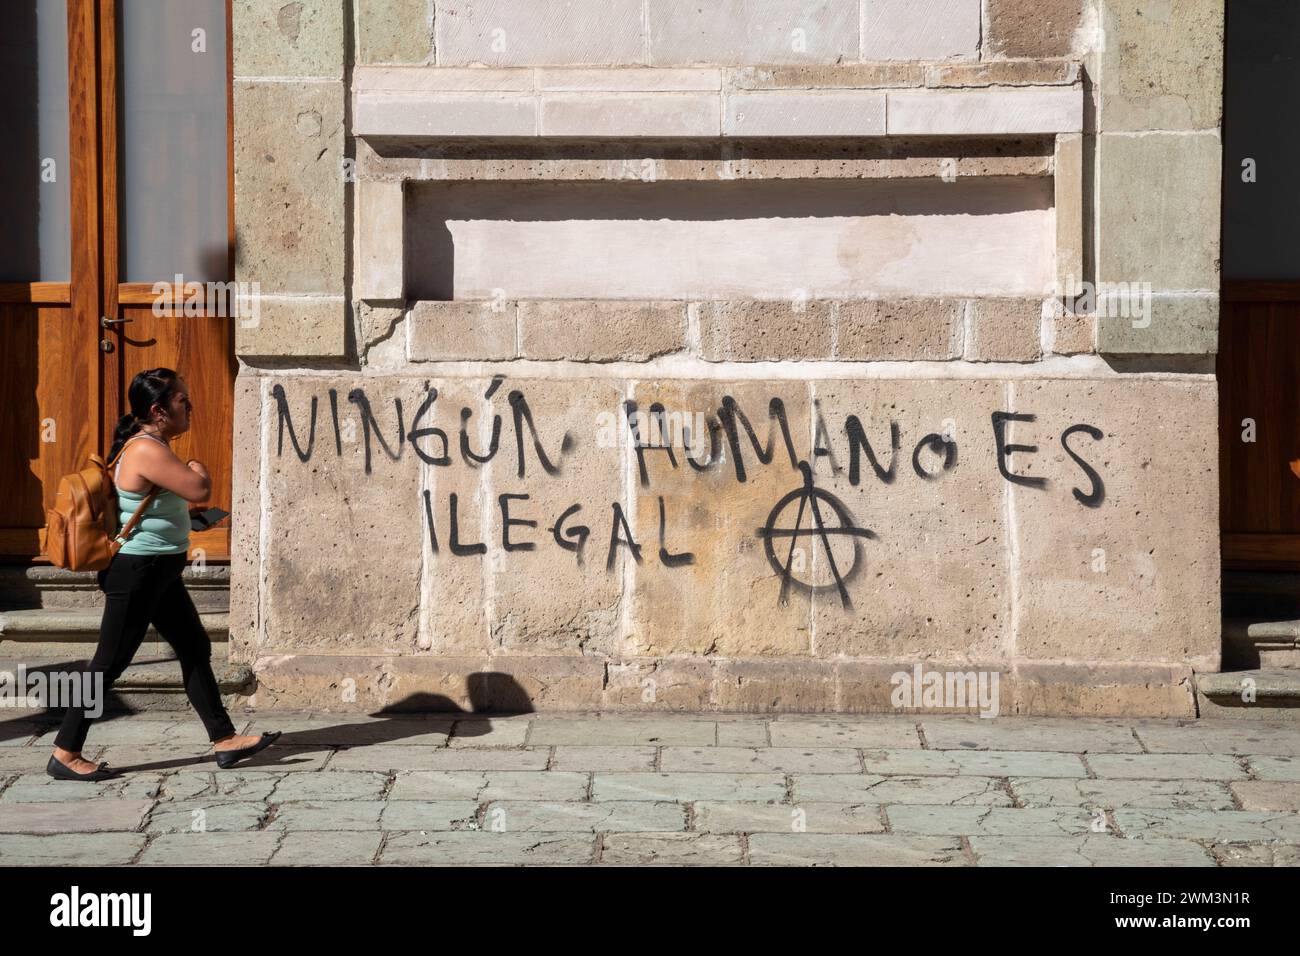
[2,670,535,774]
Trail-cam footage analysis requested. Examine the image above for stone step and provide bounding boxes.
[0,608,229,658]
[0,656,253,713]
[1223,618,1300,670]
[0,564,230,612]
[1196,669,1300,719]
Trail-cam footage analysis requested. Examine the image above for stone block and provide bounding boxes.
[795,774,1012,805]
[860,0,980,60]
[625,380,815,657]
[1050,303,1094,355]
[1095,294,1218,355]
[537,68,722,91]
[435,0,646,66]
[591,772,787,802]
[233,81,345,294]
[985,0,1085,58]
[408,301,517,361]
[727,63,923,90]
[601,660,715,711]
[379,831,595,864]
[927,60,1079,88]
[354,66,533,91]
[228,372,264,661]
[356,181,405,301]
[697,301,834,361]
[354,92,537,137]
[599,833,745,865]
[1006,379,1220,669]
[520,299,691,361]
[234,296,348,359]
[965,298,1043,362]
[886,88,1083,135]
[1010,777,1235,810]
[233,0,345,78]
[1097,0,1224,131]
[647,0,859,66]
[358,0,433,64]
[541,93,720,137]
[261,377,425,652]
[696,801,885,833]
[713,659,838,711]
[1095,133,1221,290]
[723,92,886,136]
[746,833,967,865]
[1055,133,1083,294]
[970,834,1213,866]
[809,380,1009,660]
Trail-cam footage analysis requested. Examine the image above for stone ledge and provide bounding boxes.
[236,654,1197,717]
[353,67,1082,139]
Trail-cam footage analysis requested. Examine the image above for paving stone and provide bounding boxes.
[526,718,717,746]
[695,802,885,834]
[1134,721,1300,756]
[921,717,1140,753]
[379,831,595,865]
[329,747,550,772]
[1010,778,1236,810]
[267,800,388,831]
[388,771,589,802]
[481,801,686,833]
[244,716,453,747]
[768,718,921,749]
[1230,781,1300,812]
[716,721,770,747]
[159,771,281,802]
[660,747,860,774]
[550,746,657,772]
[971,835,1215,867]
[33,719,235,746]
[272,830,383,866]
[1245,756,1300,782]
[0,831,146,865]
[1,771,165,803]
[0,799,153,834]
[1116,809,1300,842]
[0,722,49,745]
[137,832,280,866]
[449,718,532,748]
[794,774,1012,806]
[268,771,389,802]
[860,749,1087,778]
[598,833,744,866]
[747,833,967,866]
[379,801,481,830]
[888,805,1096,836]
[1086,753,1247,780]
[94,745,331,773]
[1211,843,1300,867]
[146,801,269,834]
[592,772,786,803]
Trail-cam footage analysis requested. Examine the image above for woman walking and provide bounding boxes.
[48,368,279,781]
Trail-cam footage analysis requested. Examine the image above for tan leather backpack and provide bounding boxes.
[40,439,159,572]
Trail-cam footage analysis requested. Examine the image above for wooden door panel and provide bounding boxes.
[1219,296,1300,567]
[113,304,234,559]
[0,302,97,557]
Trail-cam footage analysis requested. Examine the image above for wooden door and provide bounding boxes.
[1219,285,1300,568]
[0,0,235,564]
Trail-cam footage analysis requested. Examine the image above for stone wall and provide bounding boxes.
[229,1,1224,717]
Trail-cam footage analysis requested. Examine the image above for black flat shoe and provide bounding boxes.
[46,755,122,782]
[214,731,282,769]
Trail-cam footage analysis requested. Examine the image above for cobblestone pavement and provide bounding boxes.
[1,710,1298,866]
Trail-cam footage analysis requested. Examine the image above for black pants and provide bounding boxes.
[54,551,237,752]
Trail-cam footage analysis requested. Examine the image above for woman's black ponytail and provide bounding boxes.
[107,368,179,463]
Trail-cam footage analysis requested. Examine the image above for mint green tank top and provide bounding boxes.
[114,434,190,556]
[117,487,191,555]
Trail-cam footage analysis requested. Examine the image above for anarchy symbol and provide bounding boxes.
[757,461,875,610]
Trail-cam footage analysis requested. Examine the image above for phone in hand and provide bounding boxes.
[190,507,230,532]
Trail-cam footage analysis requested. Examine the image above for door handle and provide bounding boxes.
[100,316,134,327]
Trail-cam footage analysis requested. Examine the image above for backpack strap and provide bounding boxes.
[113,485,160,545]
